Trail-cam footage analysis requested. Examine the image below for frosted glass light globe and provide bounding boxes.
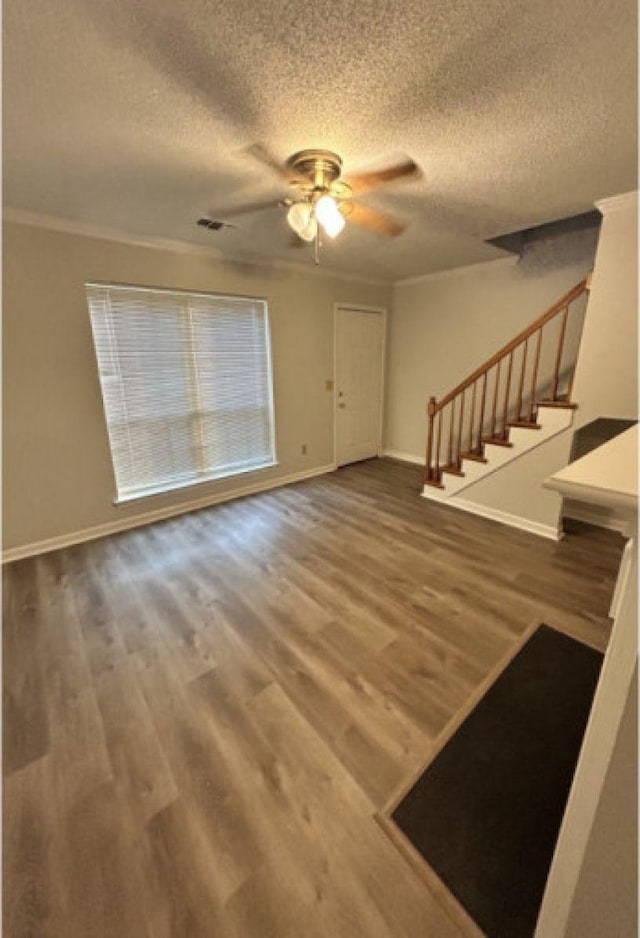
[287,201,312,235]
[315,195,338,226]
[315,195,346,238]
[320,208,345,238]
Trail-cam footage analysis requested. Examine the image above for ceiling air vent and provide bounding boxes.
[197,218,228,231]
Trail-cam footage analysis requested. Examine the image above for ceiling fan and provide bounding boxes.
[197,145,421,264]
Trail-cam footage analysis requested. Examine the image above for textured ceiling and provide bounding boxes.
[3,0,637,280]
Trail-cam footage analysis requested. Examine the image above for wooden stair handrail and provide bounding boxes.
[433,278,588,413]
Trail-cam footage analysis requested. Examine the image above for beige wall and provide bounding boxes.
[564,667,638,938]
[570,194,638,428]
[457,434,575,530]
[2,221,390,552]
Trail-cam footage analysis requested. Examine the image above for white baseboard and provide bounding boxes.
[423,493,563,541]
[562,504,629,534]
[3,463,337,563]
[382,449,424,466]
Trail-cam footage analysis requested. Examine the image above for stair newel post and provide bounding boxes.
[527,327,543,421]
[502,351,514,438]
[477,372,488,454]
[425,396,437,481]
[468,380,477,454]
[551,306,569,401]
[490,361,501,438]
[516,338,528,420]
[457,389,465,468]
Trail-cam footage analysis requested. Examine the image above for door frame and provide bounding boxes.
[333,303,388,468]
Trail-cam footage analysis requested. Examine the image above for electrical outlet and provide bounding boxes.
[301,444,307,455]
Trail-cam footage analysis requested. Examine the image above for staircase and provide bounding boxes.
[422,277,590,501]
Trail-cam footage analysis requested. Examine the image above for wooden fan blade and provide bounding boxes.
[206,198,285,219]
[346,159,420,196]
[348,202,406,237]
[245,144,305,185]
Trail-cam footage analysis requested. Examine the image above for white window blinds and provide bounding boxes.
[86,283,276,502]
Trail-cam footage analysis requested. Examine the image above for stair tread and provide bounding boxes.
[482,436,513,448]
[460,451,488,463]
[508,420,541,429]
[423,478,445,490]
[441,464,465,477]
[536,399,578,409]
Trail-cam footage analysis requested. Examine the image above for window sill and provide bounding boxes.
[113,460,279,505]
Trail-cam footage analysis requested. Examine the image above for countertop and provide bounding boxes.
[544,424,638,512]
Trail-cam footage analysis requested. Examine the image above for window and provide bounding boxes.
[86,283,276,502]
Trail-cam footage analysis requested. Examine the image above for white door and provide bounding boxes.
[335,307,384,467]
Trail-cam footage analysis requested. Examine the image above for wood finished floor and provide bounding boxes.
[3,458,624,938]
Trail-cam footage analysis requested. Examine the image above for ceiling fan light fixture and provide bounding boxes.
[227,145,417,262]
[287,201,313,235]
[315,194,346,239]
[314,194,337,222]
[319,206,346,238]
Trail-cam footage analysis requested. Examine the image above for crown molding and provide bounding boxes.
[394,254,518,288]
[2,207,391,288]
[594,191,638,215]
[2,207,537,288]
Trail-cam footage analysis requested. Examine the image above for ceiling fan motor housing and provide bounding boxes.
[287,149,343,190]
